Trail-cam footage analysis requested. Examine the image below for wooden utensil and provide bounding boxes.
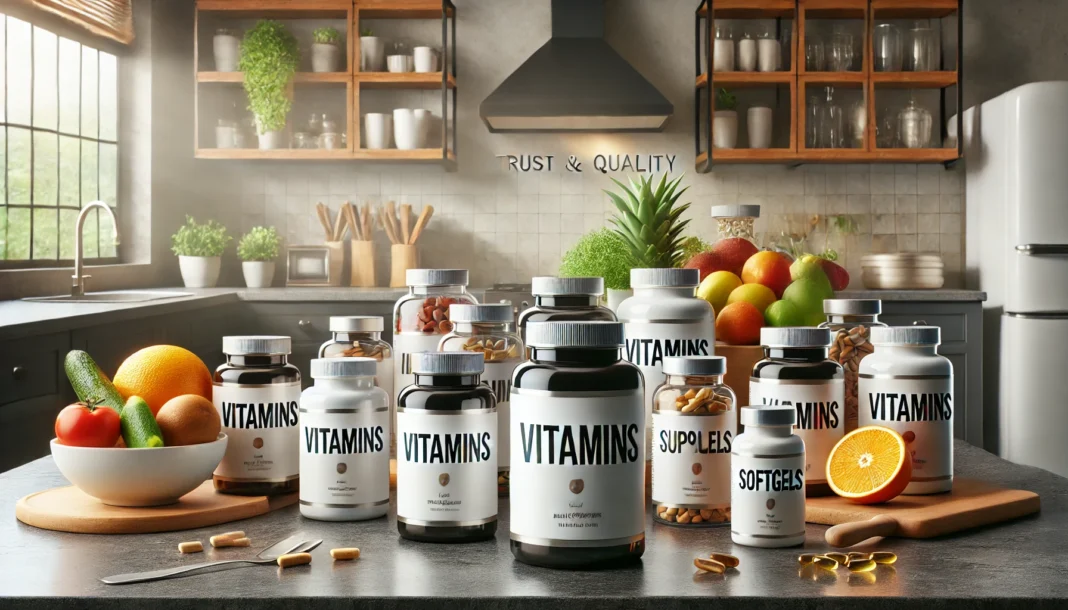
[15,482,298,535]
[331,207,346,242]
[400,204,412,245]
[408,205,434,245]
[315,203,333,240]
[360,204,372,241]
[343,202,361,241]
[379,207,399,244]
[806,478,1040,547]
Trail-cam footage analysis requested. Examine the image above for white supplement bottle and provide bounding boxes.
[731,405,806,548]
[859,326,953,494]
[299,357,390,521]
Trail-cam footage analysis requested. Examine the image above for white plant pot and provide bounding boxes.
[747,106,773,149]
[387,54,412,73]
[393,108,418,150]
[364,113,392,149]
[360,37,385,72]
[258,129,286,150]
[178,256,221,288]
[311,43,341,73]
[213,33,240,72]
[413,46,439,73]
[242,261,275,288]
[606,288,633,313]
[713,110,739,149]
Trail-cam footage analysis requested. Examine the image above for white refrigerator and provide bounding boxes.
[964,81,1068,477]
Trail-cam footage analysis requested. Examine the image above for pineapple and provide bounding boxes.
[606,174,692,268]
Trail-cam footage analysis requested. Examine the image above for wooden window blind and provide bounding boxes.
[31,0,133,45]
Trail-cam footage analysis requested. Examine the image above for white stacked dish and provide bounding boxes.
[861,253,944,289]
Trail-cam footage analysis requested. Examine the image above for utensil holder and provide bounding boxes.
[350,240,376,287]
[325,241,345,287]
[390,244,418,288]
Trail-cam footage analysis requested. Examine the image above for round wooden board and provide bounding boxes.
[15,481,297,534]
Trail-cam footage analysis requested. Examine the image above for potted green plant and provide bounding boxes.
[237,226,282,288]
[239,20,299,149]
[559,228,636,311]
[312,27,342,73]
[171,216,232,288]
[359,27,385,72]
[713,88,738,149]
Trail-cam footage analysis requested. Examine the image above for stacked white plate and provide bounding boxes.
[861,253,944,289]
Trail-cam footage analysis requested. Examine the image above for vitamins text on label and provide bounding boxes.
[213,382,302,482]
[749,379,844,484]
[652,412,733,507]
[483,361,514,471]
[299,408,389,508]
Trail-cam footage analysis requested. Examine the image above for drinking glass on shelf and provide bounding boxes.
[829,32,855,72]
[897,94,932,148]
[806,95,822,148]
[849,99,867,149]
[806,36,825,71]
[873,23,903,71]
[876,108,898,148]
[713,23,735,72]
[907,26,937,71]
[818,87,845,148]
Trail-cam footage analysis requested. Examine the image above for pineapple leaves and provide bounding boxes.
[605,173,692,269]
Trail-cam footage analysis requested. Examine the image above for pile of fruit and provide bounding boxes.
[685,238,850,345]
[56,346,220,449]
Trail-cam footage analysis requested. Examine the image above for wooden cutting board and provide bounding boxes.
[806,477,1040,547]
[16,482,298,535]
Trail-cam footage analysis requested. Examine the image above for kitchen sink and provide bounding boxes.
[24,290,193,303]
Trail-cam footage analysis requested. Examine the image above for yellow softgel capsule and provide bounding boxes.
[825,552,850,564]
[709,553,740,568]
[798,553,817,565]
[694,557,726,574]
[871,551,898,565]
[848,558,877,573]
[847,552,872,562]
[813,556,839,570]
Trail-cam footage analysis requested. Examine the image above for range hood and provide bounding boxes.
[480,0,673,133]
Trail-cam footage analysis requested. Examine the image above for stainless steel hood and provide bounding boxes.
[479,0,673,133]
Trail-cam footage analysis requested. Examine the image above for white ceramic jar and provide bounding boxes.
[737,35,757,72]
[299,358,390,521]
[859,326,953,494]
[731,405,806,548]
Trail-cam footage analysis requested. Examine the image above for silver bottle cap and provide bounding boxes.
[710,204,761,219]
[740,405,796,427]
[405,268,469,287]
[871,325,941,346]
[760,327,832,348]
[824,299,882,316]
[525,321,625,348]
[310,357,377,378]
[329,316,384,333]
[662,356,726,376]
[222,335,291,356]
[411,352,485,375]
[531,276,605,296]
[449,303,514,323]
[630,268,700,289]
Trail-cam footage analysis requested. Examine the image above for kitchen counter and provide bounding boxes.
[1,442,1063,608]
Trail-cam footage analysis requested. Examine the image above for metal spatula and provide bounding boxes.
[101,535,322,585]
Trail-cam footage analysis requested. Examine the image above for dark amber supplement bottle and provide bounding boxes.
[517,277,616,346]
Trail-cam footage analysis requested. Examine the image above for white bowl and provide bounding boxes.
[50,434,228,507]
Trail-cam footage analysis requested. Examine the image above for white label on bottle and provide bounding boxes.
[393,333,444,405]
[730,453,806,540]
[213,382,301,482]
[299,407,389,508]
[651,411,735,507]
[749,379,845,484]
[509,389,645,545]
[395,408,497,525]
[622,321,715,454]
[858,374,953,488]
[483,360,517,472]
[375,356,396,457]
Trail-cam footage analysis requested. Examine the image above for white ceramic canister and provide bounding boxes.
[737,36,757,72]
[364,113,392,149]
[413,46,439,72]
[299,358,390,521]
[758,37,782,72]
[859,326,953,494]
[360,36,386,71]
[747,106,773,149]
[213,29,240,72]
[713,110,738,149]
[393,108,418,150]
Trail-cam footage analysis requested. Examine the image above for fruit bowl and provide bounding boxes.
[50,434,227,507]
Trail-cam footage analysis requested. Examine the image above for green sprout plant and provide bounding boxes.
[679,236,712,263]
[559,229,635,291]
[237,226,282,262]
[606,173,692,269]
[171,216,232,258]
[239,20,300,134]
[313,27,341,45]
[822,214,860,261]
[361,28,374,37]
[716,88,737,111]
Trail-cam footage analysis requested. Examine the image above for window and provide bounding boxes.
[0,12,118,266]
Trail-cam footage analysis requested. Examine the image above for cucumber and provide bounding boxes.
[120,396,164,448]
[64,350,124,414]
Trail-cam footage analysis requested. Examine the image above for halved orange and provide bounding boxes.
[827,426,912,505]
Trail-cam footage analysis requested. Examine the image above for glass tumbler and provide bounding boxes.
[897,97,932,148]
[829,33,855,72]
[873,24,903,71]
[819,87,845,148]
[806,95,822,148]
[805,36,825,71]
[907,27,937,71]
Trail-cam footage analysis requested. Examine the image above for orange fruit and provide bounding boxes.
[827,426,912,504]
[714,301,764,345]
[113,346,213,416]
[741,250,793,298]
[155,394,222,446]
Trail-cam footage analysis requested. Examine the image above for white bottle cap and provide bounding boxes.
[662,356,726,376]
[630,268,699,289]
[740,405,796,427]
[329,316,384,332]
[525,321,624,348]
[531,276,605,296]
[411,352,484,375]
[871,325,941,346]
[759,327,832,348]
[824,299,882,316]
[449,303,514,323]
[310,357,377,378]
[222,335,291,356]
[405,269,469,287]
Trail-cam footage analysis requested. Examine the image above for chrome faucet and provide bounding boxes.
[72,201,121,297]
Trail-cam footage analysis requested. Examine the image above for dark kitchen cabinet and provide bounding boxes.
[0,332,71,472]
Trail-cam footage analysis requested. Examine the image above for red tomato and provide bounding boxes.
[55,403,121,448]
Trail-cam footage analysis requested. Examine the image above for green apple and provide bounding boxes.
[764,299,805,327]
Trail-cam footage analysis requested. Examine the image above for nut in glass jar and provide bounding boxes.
[820,300,885,433]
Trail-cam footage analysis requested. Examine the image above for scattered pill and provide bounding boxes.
[848,558,877,573]
[694,557,726,574]
[847,552,872,562]
[220,537,251,548]
[798,553,817,565]
[813,555,840,570]
[277,553,312,569]
[210,532,248,548]
[178,541,203,554]
[709,553,739,568]
[824,552,850,564]
[330,548,360,561]
[871,551,898,564]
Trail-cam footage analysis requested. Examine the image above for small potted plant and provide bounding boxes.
[713,88,738,149]
[311,27,342,73]
[239,20,299,149]
[559,228,635,311]
[237,226,282,288]
[359,27,385,72]
[171,216,231,288]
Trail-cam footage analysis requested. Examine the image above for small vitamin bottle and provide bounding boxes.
[819,299,885,433]
[439,303,523,497]
[859,326,953,494]
[517,277,616,347]
[750,327,844,497]
[510,321,645,569]
[213,336,301,496]
[299,358,390,521]
[396,352,497,542]
[320,316,395,455]
[651,356,736,527]
[731,405,806,548]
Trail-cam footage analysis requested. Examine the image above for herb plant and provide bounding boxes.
[239,20,300,134]
[237,226,282,262]
[559,229,635,291]
[361,28,374,37]
[715,88,737,111]
[606,173,692,269]
[313,27,341,45]
[679,236,712,262]
[171,216,232,257]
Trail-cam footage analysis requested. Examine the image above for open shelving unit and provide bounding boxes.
[193,0,457,168]
[694,0,962,170]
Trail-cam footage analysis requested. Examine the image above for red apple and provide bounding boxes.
[684,251,728,282]
[819,258,850,291]
[711,237,760,276]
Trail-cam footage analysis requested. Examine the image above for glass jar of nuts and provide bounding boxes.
[651,356,736,528]
[320,316,395,455]
[710,204,760,243]
[819,299,884,434]
[439,303,523,497]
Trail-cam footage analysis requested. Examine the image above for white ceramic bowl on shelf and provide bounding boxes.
[50,435,228,507]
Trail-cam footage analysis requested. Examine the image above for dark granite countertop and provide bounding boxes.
[1,442,1064,608]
